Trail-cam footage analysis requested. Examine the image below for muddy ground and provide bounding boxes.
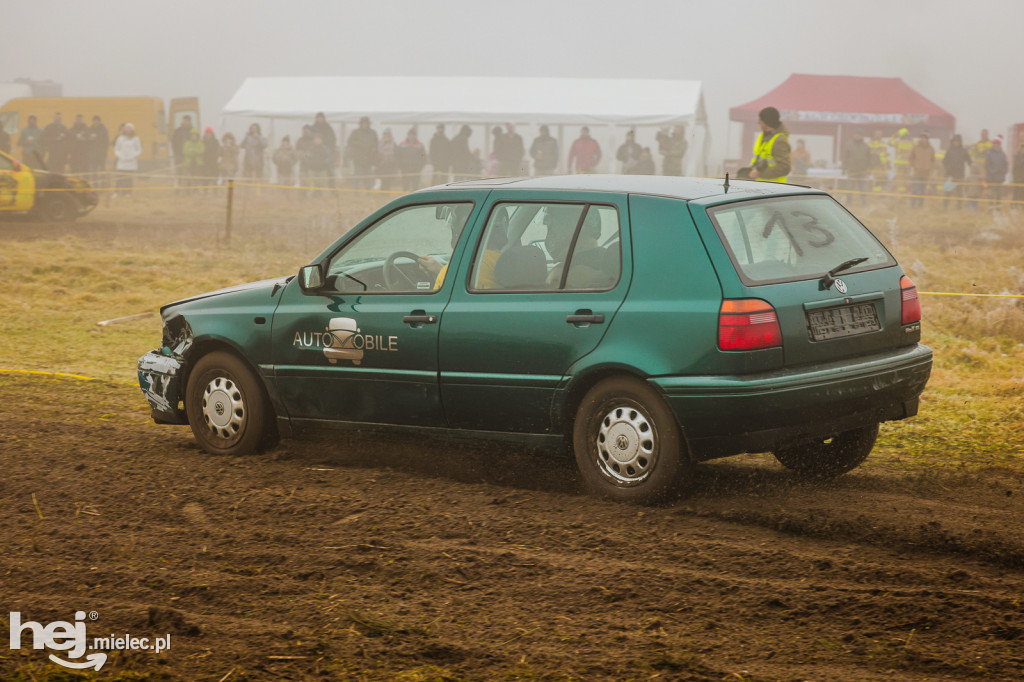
[5,380,1024,682]
[3,218,1024,681]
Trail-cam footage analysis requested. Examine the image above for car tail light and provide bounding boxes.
[900,276,921,325]
[718,299,783,351]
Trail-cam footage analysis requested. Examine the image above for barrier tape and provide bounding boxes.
[27,183,1024,205]
[20,176,1024,205]
[0,368,98,381]
[831,187,1024,206]
[230,181,405,195]
[919,291,1024,299]
[789,176,1024,190]
[33,181,408,195]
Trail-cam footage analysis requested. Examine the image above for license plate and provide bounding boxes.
[806,303,880,341]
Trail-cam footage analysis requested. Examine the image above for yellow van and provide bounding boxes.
[0,96,199,169]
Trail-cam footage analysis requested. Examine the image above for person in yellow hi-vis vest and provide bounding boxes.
[970,129,992,164]
[748,107,791,182]
[889,128,914,193]
[868,129,890,191]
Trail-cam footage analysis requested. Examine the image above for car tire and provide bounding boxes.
[185,351,277,456]
[772,423,878,478]
[36,195,77,222]
[572,376,691,504]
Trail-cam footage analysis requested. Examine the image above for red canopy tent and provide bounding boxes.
[730,74,956,164]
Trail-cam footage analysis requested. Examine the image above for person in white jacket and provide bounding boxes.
[114,123,143,196]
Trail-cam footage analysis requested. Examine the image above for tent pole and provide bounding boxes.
[609,125,615,174]
[835,123,843,167]
[269,118,276,183]
[558,125,565,174]
[484,123,492,167]
[340,121,347,179]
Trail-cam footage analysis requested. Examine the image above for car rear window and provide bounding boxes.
[707,195,895,285]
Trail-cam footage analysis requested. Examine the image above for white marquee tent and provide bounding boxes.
[222,76,709,175]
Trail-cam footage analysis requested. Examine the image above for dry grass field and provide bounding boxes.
[1,185,1023,680]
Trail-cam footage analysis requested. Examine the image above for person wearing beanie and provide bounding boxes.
[311,112,337,188]
[273,135,299,188]
[201,127,220,190]
[908,133,934,208]
[530,124,559,176]
[985,135,1008,203]
[345,117,379,190]
[430,124,451,184]
[841,129,872,203]
[942,134,971,210]
[749,106,791,182]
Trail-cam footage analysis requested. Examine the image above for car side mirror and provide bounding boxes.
[298,264,324,293]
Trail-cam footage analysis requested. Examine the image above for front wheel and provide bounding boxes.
[772,423,878,478]
[572,376,691,504]
[185,351,277,456]
[34,195,77,222]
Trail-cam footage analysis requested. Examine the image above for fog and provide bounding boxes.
[3,0,1021,169]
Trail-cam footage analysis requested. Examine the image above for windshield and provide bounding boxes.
[707,195,895,285]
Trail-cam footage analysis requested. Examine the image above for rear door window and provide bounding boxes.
[707,195,894,285]
[469,202,621,292]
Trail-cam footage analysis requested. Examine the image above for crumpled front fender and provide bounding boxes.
[138,350,188,425]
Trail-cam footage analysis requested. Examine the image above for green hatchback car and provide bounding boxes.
[138,175,931,503]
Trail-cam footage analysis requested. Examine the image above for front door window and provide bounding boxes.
[326,202,474,294]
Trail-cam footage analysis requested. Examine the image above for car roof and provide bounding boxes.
[423,174,823,203]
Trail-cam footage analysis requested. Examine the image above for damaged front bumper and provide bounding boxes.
[139,313,193,425]
[138,350,188,425]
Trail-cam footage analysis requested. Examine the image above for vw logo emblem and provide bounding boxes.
[215,402,225,416]
[834,278,848,294]
[615,434,630,450]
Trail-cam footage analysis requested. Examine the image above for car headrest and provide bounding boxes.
[603,242,621,272]
[494,245,548,289]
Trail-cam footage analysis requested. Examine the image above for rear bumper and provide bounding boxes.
[650,344,932,459]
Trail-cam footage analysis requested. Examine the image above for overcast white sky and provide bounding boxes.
[3,0,1021,166]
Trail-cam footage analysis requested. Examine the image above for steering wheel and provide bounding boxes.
[382,250,424,291]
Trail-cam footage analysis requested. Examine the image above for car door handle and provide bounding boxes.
[566,310,605,326]
[403,313,437,325]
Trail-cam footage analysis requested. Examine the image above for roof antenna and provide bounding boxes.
[723,172,730,193]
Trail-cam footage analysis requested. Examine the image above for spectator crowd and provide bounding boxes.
[822,126,1024,207]
[1,110,697,195]
[3,107,1023,205]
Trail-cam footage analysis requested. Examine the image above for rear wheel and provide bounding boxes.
[572,376,691,504]
[185,351,277,456]
[772,423,878,478]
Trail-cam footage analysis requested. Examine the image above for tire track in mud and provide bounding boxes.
[672,462,1024,572]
